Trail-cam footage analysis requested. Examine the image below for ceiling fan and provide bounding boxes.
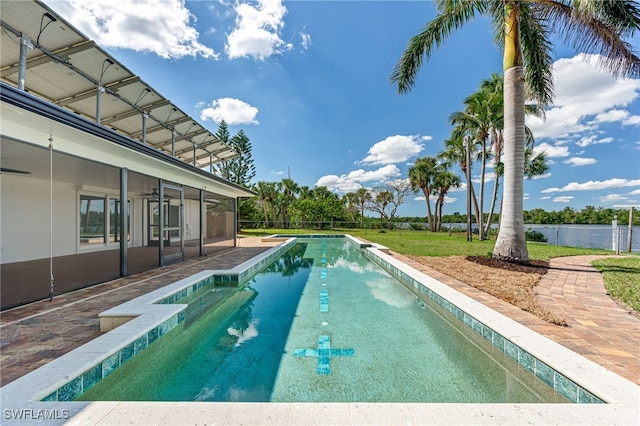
[138,188,173,199]
[137,188,159,199]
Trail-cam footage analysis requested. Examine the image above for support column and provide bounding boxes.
[200,189,205,256]
[233,197,238,247]
[159,180,165,266]
[18,34,33,91]
[171,129,176,157]
[96,86,103,124]
[142,112,148,144]
[120,168,129,277]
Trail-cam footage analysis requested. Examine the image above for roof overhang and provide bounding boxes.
[1,82,256,198]
[0,0,239,170]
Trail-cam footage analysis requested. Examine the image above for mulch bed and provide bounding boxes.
[466,256,550,275]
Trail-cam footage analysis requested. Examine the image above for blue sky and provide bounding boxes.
[47,0,640,218]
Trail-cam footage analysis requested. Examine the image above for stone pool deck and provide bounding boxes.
[1,236,638,425]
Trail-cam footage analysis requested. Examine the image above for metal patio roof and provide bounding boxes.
[0,0,236,170]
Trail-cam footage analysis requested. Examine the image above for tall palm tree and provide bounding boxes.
[391,0,640,263]
[449,77,503,239]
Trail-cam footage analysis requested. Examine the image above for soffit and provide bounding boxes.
[0,0,237,169]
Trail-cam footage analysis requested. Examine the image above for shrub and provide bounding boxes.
[525,228,548,243]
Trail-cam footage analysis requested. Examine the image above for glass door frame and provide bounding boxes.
[159,182,184,265]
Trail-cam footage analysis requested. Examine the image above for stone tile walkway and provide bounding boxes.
[393,252,640,385]
[1,238,638,390]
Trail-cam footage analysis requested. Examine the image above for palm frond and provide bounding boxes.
[540,0,640,78]
[521,3,555,107]
[390,0,487,93]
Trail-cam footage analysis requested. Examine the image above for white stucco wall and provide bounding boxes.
[1,174,76,263]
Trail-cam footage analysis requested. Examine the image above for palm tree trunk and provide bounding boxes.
[493,66,528,262]
[478,144,487,239]
[423,188,434,231]
[484,175,500,237]
[470,183,480,235]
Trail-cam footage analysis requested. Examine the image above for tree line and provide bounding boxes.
[214,93,636,232]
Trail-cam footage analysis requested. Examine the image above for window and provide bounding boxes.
[80,195,105,244]
[80,195,130,246]
[109,198,130,243]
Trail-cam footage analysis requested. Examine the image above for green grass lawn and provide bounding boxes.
[592,256,640,312]
[241,227,639,313]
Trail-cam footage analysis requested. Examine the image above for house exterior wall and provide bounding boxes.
[1,175,77,263]
[1,87,252,310]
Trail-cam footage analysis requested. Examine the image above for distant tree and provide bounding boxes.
[432,170,461,232]
[342,192,360,223]
[279,178,299,228]
[354,188,372,227]
[367,180,411,228]
[255,181,279,226]
[409,156,440,231]
[439,136,482,233]
[218,130,255,186]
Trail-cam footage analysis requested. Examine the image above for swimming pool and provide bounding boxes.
[76,237,565,403]
[2,235,638,425]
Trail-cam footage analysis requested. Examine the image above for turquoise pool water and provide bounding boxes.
[77,238,567,403]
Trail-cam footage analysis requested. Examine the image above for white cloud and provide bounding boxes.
[225,0,292,60]
[597,194,629,203]
[227,319,259,347]
[526,54,640,139]
[593,109,631,124]
[628,189,640,195]
[575,135,614,148]
[623,115,640,125]
[300,31,311,50]
[542,178,640,193]
[359,135,426,166]
[200,97,259,125]
[563,157,597,167]
[55,0,218,59]
[532,173,552,180]
[532,143,570,158]
[553,196,574,203]
[315,165,401,193]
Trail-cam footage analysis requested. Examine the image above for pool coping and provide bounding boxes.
[1,235,638,425]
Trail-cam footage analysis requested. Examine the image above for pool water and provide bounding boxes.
[77,238,567,403]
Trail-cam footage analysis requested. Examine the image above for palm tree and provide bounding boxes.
[432,170,462,232]
[449,77,503,239]
[409,156,440,231]
[355,188,371,228]
[280,178,299,228]
[255,181,273,226]
[438,136,482,232]
[391,0,640,263]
